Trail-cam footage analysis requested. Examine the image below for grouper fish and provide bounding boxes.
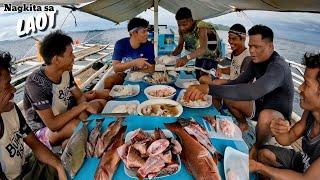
[61,120,89,179]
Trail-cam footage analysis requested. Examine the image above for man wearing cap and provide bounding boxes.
[171,7,221,80]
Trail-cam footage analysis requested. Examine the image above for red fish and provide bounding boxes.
[94,126,127,180]
[165,122,221,180]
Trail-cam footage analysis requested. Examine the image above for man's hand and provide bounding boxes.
[199,75,213,85]
[175,56,188,67]
[183,84,209,101]
[84,101,100,114]
[134,58,152,69]
[215,68,222,78]
[84,90,96,101]
[249,159,262,172]
[270,118,290,136]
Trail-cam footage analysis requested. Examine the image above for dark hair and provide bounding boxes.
[175,7,192,20]
[248,25,273,42]
[230,24,246,34]
[302,52,320,80]
[0,51,15,74]
[40,30,73,65]
[302,52,320,68]
[127,18,149,32]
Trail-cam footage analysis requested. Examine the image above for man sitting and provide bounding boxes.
[183,25,294,158]
[0,51,66,180]
[24,31,106,148]
[250,53,320,179]
[200,23,251,109]
[104,17,155,89]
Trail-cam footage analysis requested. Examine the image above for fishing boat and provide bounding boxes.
[3,0,320,179]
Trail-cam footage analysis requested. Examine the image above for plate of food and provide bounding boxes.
[177,89,212,108]
[174,78,200,89]
[202,115,242,140]
[144,85,176,99]
[125,71,148,82]
[224,147,249,180]
[102,100,140,115]
[156,55,177,65]
[109,84,140,98]
[119,128,182,179]
[143,72,177,85]
[137,99,183,117]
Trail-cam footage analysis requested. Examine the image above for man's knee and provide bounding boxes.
[258,109,284,126]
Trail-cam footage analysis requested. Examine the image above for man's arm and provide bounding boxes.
[112,59,152,73]
[171,34,184,56]
[272,111,308,146]
[71,85,86,104]
[36,103,88,131]
[24,133,66,179]
[209,63,284,101]
[252,157,320,180]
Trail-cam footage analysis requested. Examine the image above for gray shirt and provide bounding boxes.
[209,51,294,119]
[23,66,76,132]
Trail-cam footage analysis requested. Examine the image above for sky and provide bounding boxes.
[0,5,320,45]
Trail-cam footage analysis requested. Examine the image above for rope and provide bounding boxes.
[60,10,78,29]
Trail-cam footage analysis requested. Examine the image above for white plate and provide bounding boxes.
[144,85,176,100]
[137,99,183,117]
[224,147,249,180]
[109,84,140,98]
[156,55,177,66]
[124,129,181,179]
[174,78,200,89]
[202,115,243,141]
[102,100,140,115]
[176,89,212,108]
[125,72,148,82]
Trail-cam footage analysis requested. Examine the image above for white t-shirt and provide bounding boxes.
[230,48,251,80]
[0,105,32,179]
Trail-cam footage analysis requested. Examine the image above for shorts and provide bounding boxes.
[195,58,218,80]
[261,145,304,173]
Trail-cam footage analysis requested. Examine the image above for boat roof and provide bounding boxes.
[79,0,320,23]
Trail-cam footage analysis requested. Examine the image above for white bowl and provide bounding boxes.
[144,85,176,100]
[137,99,183,117]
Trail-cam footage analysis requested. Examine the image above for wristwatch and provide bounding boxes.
[186,55,191,60]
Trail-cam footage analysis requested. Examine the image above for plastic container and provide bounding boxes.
[202,115,242,141]
[102,100,140,114]
[174,78,200,89]
[109,84,140,98]
[144,85,176,100]
[176,89,212,108]
[124,129,181,179]
[224,146,249,180]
